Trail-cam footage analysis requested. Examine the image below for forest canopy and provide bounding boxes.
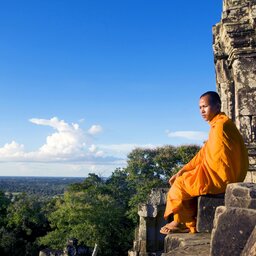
[0,145,200,256]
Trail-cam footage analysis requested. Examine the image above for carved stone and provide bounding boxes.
[225,182,256,209]
[210,206,256,256]
[162,233,211,256]
[241,226,256,256]
[196,194,225,233]
[128,188,168,256]
[213,0,256,181]
[39,238,91,256]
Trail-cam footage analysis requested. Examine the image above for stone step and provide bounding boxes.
[196,194,225,233]
[161,233,211,256]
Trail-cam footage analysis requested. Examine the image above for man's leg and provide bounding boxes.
[173,198,197,233]
[161,198,197,234]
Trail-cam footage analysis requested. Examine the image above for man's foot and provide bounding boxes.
[160,221,189,235]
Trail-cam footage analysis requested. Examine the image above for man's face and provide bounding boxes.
[199,95,220,122]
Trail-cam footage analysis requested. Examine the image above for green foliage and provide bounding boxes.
[0,145,200,255]
[124,145,200,223]
[0,176,84,197]
[0,191,11,227]
[40,173,134,256]
[0,193,51,256]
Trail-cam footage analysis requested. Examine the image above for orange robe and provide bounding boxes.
[164,113,249,224]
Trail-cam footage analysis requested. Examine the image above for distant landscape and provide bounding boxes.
[0,176,85,196]
[0,146,199,256]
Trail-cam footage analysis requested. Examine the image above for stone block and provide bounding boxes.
[196,194,225,233]
[138,188,168,218]
[241,226,256,256]
[210,206,256,256]
[162,233,211,256]
[244,171,256,183]
[225,182,256,209]
[129,188,168,256]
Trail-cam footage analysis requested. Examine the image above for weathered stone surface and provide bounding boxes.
[196,194,225,233]
[39,249,63,256]
[213,0,256,175]
[241,226,256,256]
[244,170,256,183]
[210,206,256,256]
[129,188,169,256]
[225,182,256,209]
[39,238,91,256]
[161,233,211,256]
[138,188,168,218]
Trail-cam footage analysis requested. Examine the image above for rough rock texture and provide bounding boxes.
[213,0,256,180]
[128,188,169,256]
[162,233,211,256]
[196,194,225,233]
[210,206,256,256]
[225,182,256,208]
[244,170,256,183]
[241,226,256,256]
[39,238,91,256]
[39,249,63,256]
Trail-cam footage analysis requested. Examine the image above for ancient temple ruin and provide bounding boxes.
[213,0,256,181]
[129,1,256,255]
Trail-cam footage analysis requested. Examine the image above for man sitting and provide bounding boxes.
[160,91,249,234]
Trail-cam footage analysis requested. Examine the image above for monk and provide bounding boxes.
[160,91,249,234]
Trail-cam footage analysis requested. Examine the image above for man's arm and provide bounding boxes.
[168,144,207,185]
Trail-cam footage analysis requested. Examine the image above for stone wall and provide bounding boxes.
[128,188,169,256]
[213,0,256,182]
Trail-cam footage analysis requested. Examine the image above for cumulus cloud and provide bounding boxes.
[29,117,85,158]
[0,115,172,177]
[88,125,103,135]
[0,117,110,163]
[0,117,162,177]
[0,141,25,158]
[88,144,104,157]
[166,130,207,142]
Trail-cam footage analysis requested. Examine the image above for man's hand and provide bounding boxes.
[168,169,185,185]
[168,174,177,185]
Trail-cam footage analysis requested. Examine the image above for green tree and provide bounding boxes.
[40,173,133,256]
[39,145,200,255]
[0,191,11,227]
[0,193,50,256]
[124,145,200,223]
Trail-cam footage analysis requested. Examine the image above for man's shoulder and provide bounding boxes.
[211,115,235,135]
[211,115,228,128]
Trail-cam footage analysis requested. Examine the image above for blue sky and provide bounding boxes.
[0,0,223,177]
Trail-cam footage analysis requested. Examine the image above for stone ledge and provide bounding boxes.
[161,233,211,256]
[225,182,256,208]
[244,171,256,183]
[196,194,225,233]
[210,206,256,256]
[241,226,256,256]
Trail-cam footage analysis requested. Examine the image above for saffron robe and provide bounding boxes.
[164,112,249,219]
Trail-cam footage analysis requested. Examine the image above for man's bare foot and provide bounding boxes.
[160,221,189,234]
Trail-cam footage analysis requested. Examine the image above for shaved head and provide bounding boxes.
[200,91,221,106]
[199,91,221,121]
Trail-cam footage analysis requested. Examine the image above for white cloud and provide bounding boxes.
[88,125,103,135]
[98,143,155,156]
[0,117,108,163]
[29,117,85,159]
[0,117,208,177]
[166,130,207,142]
[0,117,163,176]
[0,141,25,158]
[88,144,104,157]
